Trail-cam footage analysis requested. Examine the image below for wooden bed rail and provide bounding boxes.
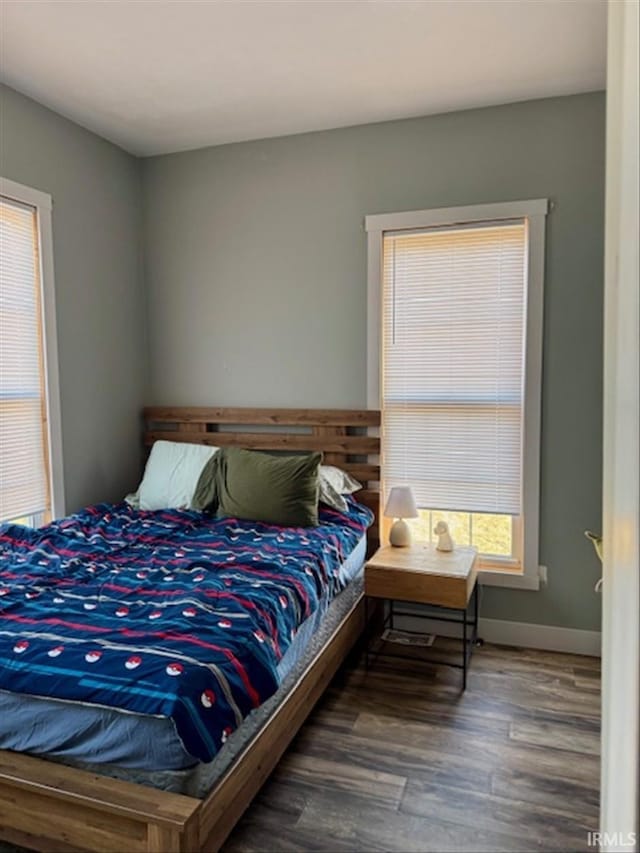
[0,750,201,852]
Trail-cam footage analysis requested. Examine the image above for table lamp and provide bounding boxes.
[384,486,418,547]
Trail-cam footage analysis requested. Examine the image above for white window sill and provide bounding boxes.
[479,564,540,590]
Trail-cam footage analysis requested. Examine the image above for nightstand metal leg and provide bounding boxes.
[472,581,484,647]
[364,595,369,671]
[473,581,479,643]
[462,603,468,690]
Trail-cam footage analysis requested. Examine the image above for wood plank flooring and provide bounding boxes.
[222,638,600,853]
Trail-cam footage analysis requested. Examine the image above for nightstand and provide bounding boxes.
[365,543,480,689]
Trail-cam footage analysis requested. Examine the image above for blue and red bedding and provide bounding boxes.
[0,499,372,762]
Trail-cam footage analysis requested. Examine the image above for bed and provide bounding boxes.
[0,406,380,852]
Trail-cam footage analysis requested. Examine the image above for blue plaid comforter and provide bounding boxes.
[0,499,372,762]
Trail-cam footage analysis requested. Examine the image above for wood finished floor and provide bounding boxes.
[222,638,601,853]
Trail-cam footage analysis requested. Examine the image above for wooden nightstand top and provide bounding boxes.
[365,543,478,609]
[367,544,478,577]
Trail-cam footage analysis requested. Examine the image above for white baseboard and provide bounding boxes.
[394,611,602,657]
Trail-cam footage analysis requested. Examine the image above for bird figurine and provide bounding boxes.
[434,520,454,551]
[584,530,603,563]
[585,530,603,593]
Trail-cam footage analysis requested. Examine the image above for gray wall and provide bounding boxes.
[1,85,147,511]
[1,84,604,631]
[142,93,605,631]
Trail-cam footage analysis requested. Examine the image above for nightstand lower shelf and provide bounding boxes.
[364,582,481,690]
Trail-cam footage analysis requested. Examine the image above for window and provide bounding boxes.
[366,200,547,589]
[0,178,64,525]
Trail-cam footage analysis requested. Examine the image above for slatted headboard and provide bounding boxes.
[143,407,381,554]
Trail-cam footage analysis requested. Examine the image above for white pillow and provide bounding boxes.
[318,465,362,512]
[135,440,218,511]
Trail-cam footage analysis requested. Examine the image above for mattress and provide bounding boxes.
[0,533,366,774]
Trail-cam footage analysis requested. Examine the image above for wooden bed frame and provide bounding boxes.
[0,406,380,853]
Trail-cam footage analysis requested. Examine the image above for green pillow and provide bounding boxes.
[202,447,322,527]
[192,452,222,512]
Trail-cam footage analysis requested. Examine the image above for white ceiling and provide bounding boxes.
[1,0,607,157]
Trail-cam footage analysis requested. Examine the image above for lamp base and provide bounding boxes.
[389,518,412,547]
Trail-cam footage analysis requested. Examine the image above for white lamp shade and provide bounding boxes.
[384,486,418,519]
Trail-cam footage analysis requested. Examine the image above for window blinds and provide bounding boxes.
[382,220,527,516]
[0,196,50,523]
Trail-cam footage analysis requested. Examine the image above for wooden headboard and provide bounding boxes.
[143,406,381,554]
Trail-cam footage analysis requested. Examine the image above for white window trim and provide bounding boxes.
[1,176,65,520]
[366,199,548,591]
